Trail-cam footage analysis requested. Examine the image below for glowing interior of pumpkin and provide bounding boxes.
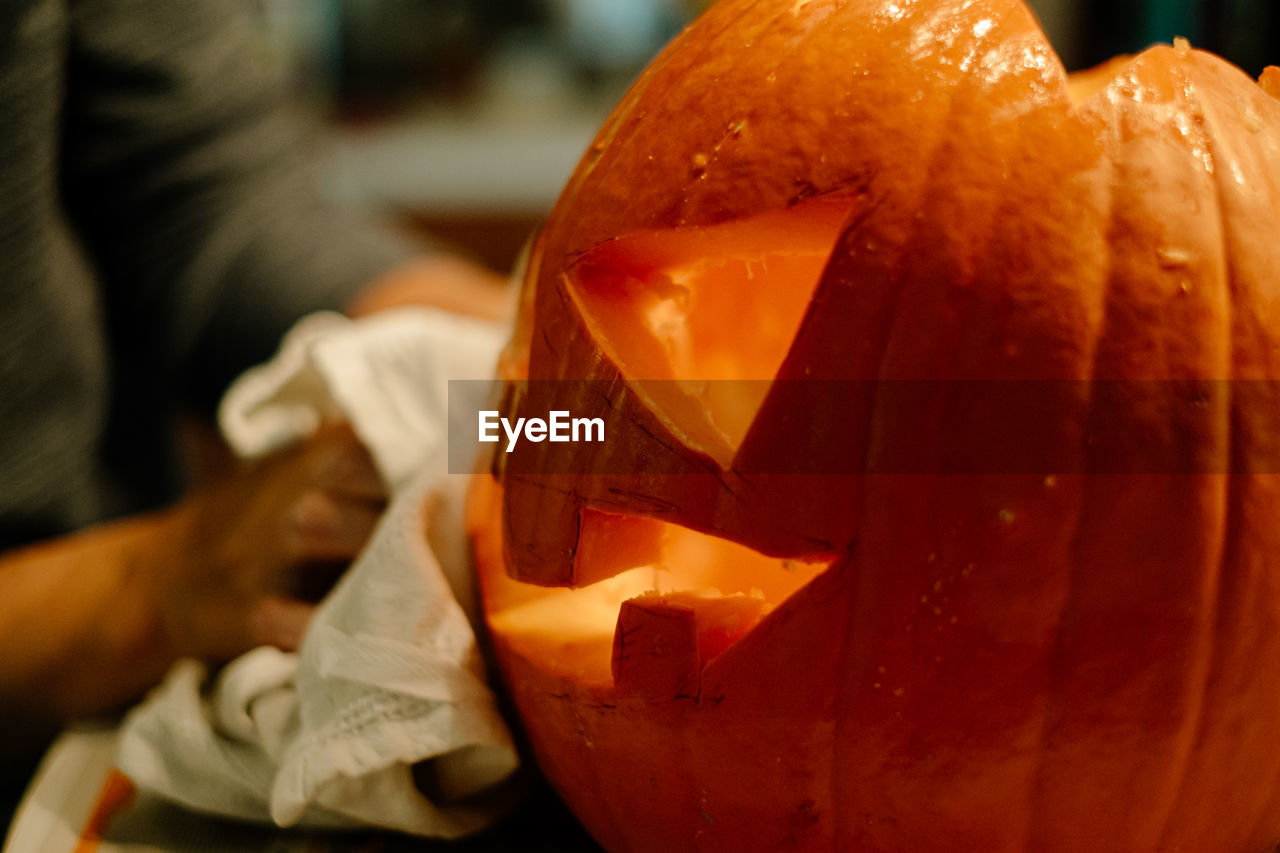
[484,199,854,686]
[567,195,854,447]
[484,508,829,685]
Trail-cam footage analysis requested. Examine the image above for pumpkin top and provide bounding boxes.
[497,0,1280,586]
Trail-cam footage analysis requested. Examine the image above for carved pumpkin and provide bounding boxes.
[467,0,1280,849]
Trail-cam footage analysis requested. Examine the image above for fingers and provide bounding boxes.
[346,254,513,323]
[284,488,384,562]
[269,428,387,606]
[306,424,386,502]
[158,422,390,661]
[249,596,315,651]
[285,557,350,604]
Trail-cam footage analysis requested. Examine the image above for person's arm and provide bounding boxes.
[1,1,511,731]
[347,254,513,321]
[0,512,174,723]
[0,425,384,726]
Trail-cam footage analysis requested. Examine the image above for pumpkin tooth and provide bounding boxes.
[612,591,768,702]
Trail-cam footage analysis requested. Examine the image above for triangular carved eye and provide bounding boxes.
[496,197,860,590]
[566,195,854,453]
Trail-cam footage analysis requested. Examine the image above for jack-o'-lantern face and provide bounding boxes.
[467,0,1280,850]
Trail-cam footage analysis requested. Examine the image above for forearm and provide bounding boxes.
[0,513,178,725]
[346,253,513,322]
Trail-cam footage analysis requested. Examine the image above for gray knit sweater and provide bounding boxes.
[0,0,414,547]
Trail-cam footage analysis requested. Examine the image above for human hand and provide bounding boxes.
[146,424,386,662]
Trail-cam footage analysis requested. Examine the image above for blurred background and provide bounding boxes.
[268,0,1279,275]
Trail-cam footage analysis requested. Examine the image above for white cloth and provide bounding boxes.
[116,307,519,838]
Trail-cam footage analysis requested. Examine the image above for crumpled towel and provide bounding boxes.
[115,307,519,838]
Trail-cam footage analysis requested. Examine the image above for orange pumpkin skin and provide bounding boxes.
[470,0,1280,850]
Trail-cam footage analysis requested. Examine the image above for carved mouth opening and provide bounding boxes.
[480,493,829,689]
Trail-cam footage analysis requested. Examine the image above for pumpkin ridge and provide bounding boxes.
[1040,120,1135,853]
[1158,47,1280,845]
[1021,84,1113,845]
[1023,153,1113,850]
[1240,488,1280,846]
[1215,62,1280,845]
[867,83,962,384]
[1030,45,1242,847]
[1152,51,1232,846]
[997,133,1109,853]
